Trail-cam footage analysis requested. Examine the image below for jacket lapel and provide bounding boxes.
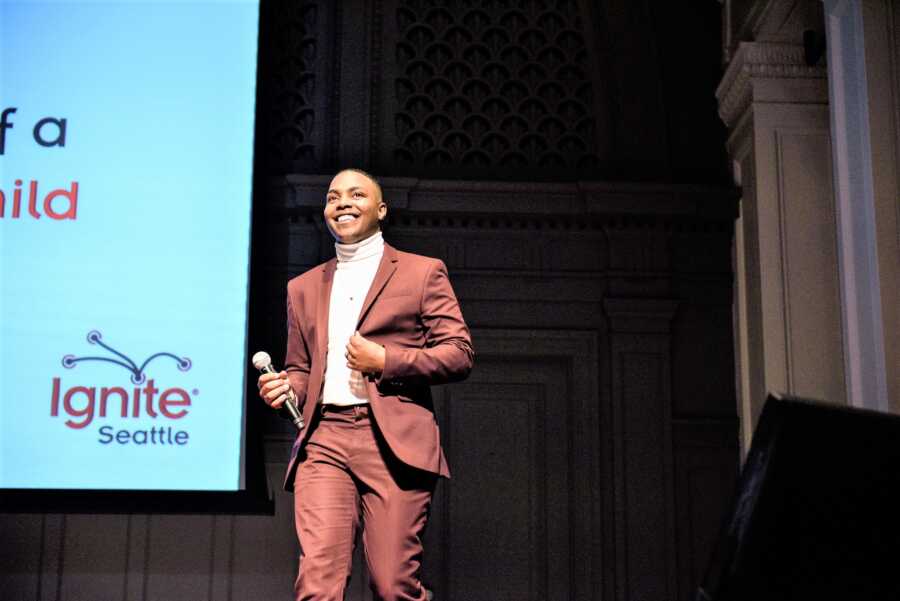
[357,243,399,329]
[316,258,336,360]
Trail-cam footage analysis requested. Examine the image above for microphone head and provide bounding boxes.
[251,351,272,370]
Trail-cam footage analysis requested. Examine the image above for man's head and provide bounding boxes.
[324,169,387,244]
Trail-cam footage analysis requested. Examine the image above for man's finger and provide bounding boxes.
[260,380,287,399]
[261,378,284,392]
[258,372,280,387]
[265,383,290,402]
[269,384,289,397]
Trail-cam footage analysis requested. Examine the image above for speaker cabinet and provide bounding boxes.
[697,394,900,600]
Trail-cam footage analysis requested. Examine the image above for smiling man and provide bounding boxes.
[258,169,474,601]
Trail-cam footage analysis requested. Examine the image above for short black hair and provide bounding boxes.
[339,168,385,206]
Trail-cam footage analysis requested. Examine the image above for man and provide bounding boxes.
[258,169,473,601]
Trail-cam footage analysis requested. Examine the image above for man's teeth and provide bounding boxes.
[337,215,357,223]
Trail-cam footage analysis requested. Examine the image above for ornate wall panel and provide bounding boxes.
[255,0,727,181]
[421,330,601,601]
[258,0,336,173]
[372,0,609,179]
[255,0,726,181]
[604,298,679,601]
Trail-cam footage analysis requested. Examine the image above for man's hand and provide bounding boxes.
[258,370,292,409]
[346,331,386,374]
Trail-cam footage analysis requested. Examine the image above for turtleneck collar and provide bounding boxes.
[335,231,384,263]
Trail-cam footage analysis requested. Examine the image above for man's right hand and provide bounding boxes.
[258,370,292,409]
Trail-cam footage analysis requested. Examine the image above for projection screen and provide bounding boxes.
[0,0,261,500]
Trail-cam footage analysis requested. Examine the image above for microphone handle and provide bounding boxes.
[261,364,305,431]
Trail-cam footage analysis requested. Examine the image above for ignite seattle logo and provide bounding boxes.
[50,330,196,446]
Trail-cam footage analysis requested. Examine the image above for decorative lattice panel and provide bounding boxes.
[392,0,600,173]
[265,1,318,167]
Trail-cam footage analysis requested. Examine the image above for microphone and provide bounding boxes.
[252,351,304,431]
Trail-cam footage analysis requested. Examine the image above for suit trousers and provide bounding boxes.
[293,403,435,601]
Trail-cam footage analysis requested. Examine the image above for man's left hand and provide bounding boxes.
[346,331,386,374]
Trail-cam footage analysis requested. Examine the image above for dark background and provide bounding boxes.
[247,1,740,599]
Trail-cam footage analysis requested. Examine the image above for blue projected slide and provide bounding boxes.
[0,0,260,490]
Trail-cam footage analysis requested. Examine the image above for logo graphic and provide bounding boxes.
[61,329,191,383]
[50,330,196,445]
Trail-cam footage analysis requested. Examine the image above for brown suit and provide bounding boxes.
[281,242,473,601]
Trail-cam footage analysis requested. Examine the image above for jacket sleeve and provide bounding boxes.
[380,259,474,385]
[283,291,311,408]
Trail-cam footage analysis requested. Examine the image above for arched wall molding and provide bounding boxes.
[270,174,737,218]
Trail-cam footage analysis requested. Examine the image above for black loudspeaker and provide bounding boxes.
[696,393,900,601]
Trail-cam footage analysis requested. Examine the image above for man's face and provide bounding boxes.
[324,170,386,244]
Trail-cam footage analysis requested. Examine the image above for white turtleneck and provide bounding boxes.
[322,231,385,406]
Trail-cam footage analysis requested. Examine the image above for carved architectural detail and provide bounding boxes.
[264,1,318,167]
[392,0,600,174]
[716,41,827,126]
[274,174,737,220]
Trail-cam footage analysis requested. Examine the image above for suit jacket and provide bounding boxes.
[281,243,473,490]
